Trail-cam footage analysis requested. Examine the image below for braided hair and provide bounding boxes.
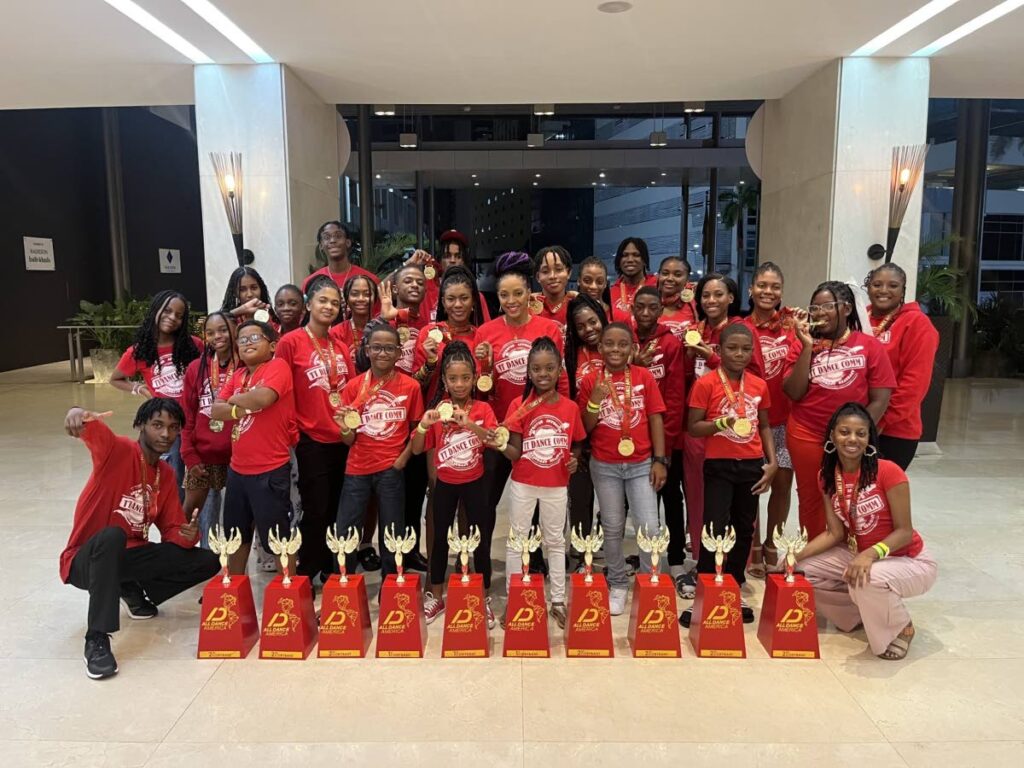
[522,335,562,400]
[354,319,400,374]
[533,245,572,276]
[694,273,742,321]
[747,261,785,312]
[342,273,378,322]
[820,402,879,495]
[221,266,271,315]
[613,237,650,276]
[196,310,237,394]
[564,294,608,400]
[428,339,477,409]
[130,290,200,375]
[578,255,612,307]
[811,280,862,333]
[435,265,486,327]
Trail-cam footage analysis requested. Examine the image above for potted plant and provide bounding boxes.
[67,298,149,383]
[973,296,1024,377]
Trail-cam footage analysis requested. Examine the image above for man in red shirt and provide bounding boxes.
[303,221,380,296]
[61,401,219,679]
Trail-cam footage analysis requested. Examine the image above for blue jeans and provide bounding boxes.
[336,468,405,580]
[197,489,222,550]
[161,435,186,503]
[589,458,660,590]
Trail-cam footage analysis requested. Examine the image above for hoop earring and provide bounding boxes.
[823,440,837,454]
[865,445,878,457]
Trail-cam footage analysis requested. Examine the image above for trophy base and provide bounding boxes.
[503,573,550,658]
[565,572,614,658]
[627,573,682,658]
[376,573,427,658]
[442,573,490,658]
[689,573,746,658]
[197,575,259,659]
[757,574,820,659]
[318,574,373,658]
[259,575,318,660]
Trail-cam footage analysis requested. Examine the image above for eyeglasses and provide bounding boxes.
[808,301,841,314]
[367,343,400,355]
[238,333,268,345]
[320,232,348,243]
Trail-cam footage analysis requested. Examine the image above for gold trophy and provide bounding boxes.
[447,523,482,583]
[570,524,605,585]
[383,523,418,584]
[325,524,361,583]
[508,525,543,584]
[772,524,809,583]
[267,526,303,586]
[636,525,670,585]
[209,524,242,585]
[700,523,737,585]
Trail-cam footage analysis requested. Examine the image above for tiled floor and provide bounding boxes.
[2,363,1023,767]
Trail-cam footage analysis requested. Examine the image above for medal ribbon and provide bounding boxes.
[305,327,340,398]
[716,367,747,420]
[351,370,395,413]
[604,368,633,443]
[834,466,862,552]
[137,445,159,538]
[872,308,900,336]
[208,355,235,397]
[812,327,852,355]
[500,390,554,430]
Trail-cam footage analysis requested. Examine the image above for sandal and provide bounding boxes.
[746,543,767,579]
[879,622,915,661]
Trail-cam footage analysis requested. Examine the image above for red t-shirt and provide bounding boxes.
[783,330,896,432]
[411,322,478,403]
[577,365,666,464]
[506,393,586,487]
[634,325,686,448]
[474,315,567,424]
[689,370,771,460]
[658,302,698,342]
[329,319,365,351]
[529,291,577,330]
[303,264,379,293]
[424,399,497,484]
[684,317,764,381]
[385,309,432,376]
[59,421,196,582]
[870,303,939,440]
[341,371,424,475]
[610,275,658,323]
[116,336,204,402]
[217,358,296,475]
[823,459,924,557]
[180,356,234,468]
[574,349,605,391]
[743,318,797,428]
[275,328,353,444]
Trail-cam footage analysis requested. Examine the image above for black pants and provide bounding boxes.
[567,445,595,539]
[403,452,429,551]
[658,449,686,566]
[430,476,494,589]
[879,434,918,470]
[67,526,219,635]
[223,463,293,551]
[294,433,348,577]
[697,458,762,587]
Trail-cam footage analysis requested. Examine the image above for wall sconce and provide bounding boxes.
[210,151,246,266]
[868,144,928,262]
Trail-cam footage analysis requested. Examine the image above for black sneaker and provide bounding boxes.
[84,632,118,679]
[120,582,158,620]
[405,551,429,572]
[357,547,381,572]
[675,571,697,600]
[678,608,692,628]
[741,599,755,624]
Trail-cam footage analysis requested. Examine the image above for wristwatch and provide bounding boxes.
[652,455,670,467]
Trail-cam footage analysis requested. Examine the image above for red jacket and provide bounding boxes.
[871,302,938,440]
[180,357,233,468]
[633,323,686,449]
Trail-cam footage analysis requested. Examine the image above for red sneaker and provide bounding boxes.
[423,592,445,624]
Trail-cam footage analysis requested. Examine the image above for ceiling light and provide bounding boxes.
[851,0,961,56]
[374,105,396,116]
[532,182,539,187]
[399,132,418,148]
[683,102,706,114]
[650,181,656,185]
[660,172,667,177]
[533,104,555,116]
[913,0,1024,56]
[474,182,480,187]
[1017,186,1024,192]
[598,172,607,178]
[535,173,542,178]
[388,187,394,193]
[527,133,545,148]
[375,173,381,179]
[591,182,597,186]
[597,1,633,12]
[471,174,478,178]
[177,0,273,62]
[649,131,668,147]
[100,0,212,63]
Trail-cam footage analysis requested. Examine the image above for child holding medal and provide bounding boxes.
[530,245,577,330]
[681,323,777,626]
[578,322,668,616]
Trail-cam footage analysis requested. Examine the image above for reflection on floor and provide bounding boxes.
[1,363,1022,767]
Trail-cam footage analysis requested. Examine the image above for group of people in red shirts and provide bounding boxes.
[60,227,938,678]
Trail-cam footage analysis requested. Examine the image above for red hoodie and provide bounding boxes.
[634,323,686,448]
[180,356,233,468]
[870,302,938,440]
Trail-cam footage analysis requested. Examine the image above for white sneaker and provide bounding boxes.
[608,587,627,616]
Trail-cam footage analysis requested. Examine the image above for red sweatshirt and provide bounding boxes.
[634,323,686,448]
[60,421,197,582]
[871,302,939,440]
[180,356,233,468]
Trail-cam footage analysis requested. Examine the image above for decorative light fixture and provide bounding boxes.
[913,0,1024,56]
[533,104,555,116]
[649,130,668,147]
[374,105,396,116]
[399,132,418,148]
[209,151,245,266]
[598,171,607,178]
[527,133,545,148]
[176,0,273,62]
[851,0,961,56]
[868,144,929,262]
[471,173,478,178]
[101,0,212,63]
[683,102,705,113]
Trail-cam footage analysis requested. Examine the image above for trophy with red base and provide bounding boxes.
[376,524,427,658]
[442,523,489,658]
[198,525,259,659]
[689,524,746,658]
[628,525,680,657]
[259,527,318,659]
[504,525,550,657]
[566,524,613,657]
[319,525,372,658]
[759,525,819,658]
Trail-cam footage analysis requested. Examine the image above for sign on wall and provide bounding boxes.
[24,237,55,271]
[160,248,182,274]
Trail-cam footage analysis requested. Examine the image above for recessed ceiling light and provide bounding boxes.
[474,182,480,187]
[913,0,1024,56]
[597,1,633,13]
[533,104,555,116]
[387,187,394,193]
[532,182,539,186]
[660,172,667,177]
[177,0,273,63]
[471,173,478,178]
[373,105,396,116]
[598,172,607,178]
[851,0,961,57]
[535,173,542,178]
[375,173,381,179]
[683,102,706,114]
[100,0,212,63]
[591,182,597,186]
[650,181,656,185]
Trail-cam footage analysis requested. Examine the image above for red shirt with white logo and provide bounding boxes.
[217,358,296,475]
[783,330,896,432]
[530,291,577,330]
[634,324,686,449]
[742,317,797,428]
[506,393,586,487]
[689,370,771,460]
[610,275,658,323]
[59,421,196,582]
[340,371,424,475]
[116,336,204,402]
[869,302,939,440]
[683,317,764,381]
[658,301,698,342]
[385,309,432,376]
[574,348,605,391]
[823,459,923,557]
[411,322,478,403]
[577,365,666,464]
[424,399,497,484]
[275,328,353,444]
[180,356,234,468]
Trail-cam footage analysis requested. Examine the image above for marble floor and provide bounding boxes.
[2,363,1023,767]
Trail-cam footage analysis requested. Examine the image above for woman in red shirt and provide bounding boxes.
[221,266,276,324]
[610,237,658,323]
[530,245,577,330]
[330,274,378,350]
[273,284,305,336]
[656,256,698,342]
[794,403,936,660]
[577,256,612,318]
[863,263,939,469]
[783,281,896,539]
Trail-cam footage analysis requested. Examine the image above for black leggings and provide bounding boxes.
[430,476,494,589]
[879,434,918,470]
[294,433,348,577]
[568,443,595,538]
[658,449,686,566]
[403,451,429,550]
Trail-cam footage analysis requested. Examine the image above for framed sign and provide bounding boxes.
[24,237,55,271]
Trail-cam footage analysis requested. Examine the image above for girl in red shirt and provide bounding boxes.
[655,256,698,342]
[221,266,276,324]
[794,403,936,660]
[577,256,613,319]
[330,274,378,350]
[530,245,577,330]
[863,263,939,469]
[783,281,896,539]
[681,323,777,627]
[273,284,305,336]
[411,341,499,628]
[610,237,658,323]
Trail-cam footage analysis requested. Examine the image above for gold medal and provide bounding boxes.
[733,417,752,437]
[329,392,342,408]
[477,374,493,392]
[848,535,858,554]
[437,402,454,421]
[230,424,241,442]
[398,327,411,344]
[427,327,444,344]
[684,329,702,347]
[208,419,224,433]
[424,265,436,280]
[681,288,695,304]
[493,426,510,450]
[253,308,270,323]
[343,410,361,430]
[529,299,544,315]
[618,438,635,457]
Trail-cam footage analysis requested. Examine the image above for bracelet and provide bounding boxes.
[872,542,890,559]
[416,423,428,434]
[714,417,728,432]
[586,400,601,414]
[339,426,352,437]
[230,404,239,420]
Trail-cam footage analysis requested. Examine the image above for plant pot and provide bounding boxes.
[920,315,952,443]
[89,348,121,384]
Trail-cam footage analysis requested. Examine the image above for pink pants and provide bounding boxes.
[800,544,937,655]
[683,433,705,559]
